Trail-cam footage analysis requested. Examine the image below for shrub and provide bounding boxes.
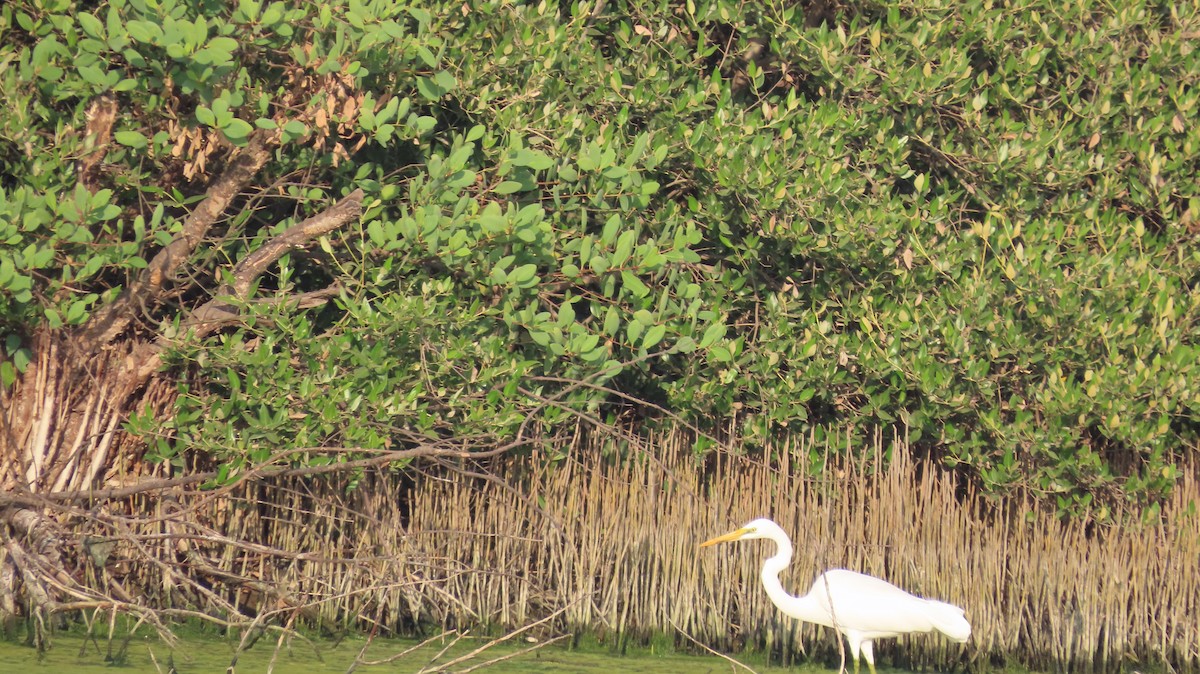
[1,0,1197,515]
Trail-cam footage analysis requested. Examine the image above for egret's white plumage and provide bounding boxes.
[701,518,970,674]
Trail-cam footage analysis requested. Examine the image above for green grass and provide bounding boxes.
[0,629,880,674]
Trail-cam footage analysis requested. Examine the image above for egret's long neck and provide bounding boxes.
[760,536,829,626]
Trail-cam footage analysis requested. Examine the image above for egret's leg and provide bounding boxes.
[846,634,863,674]
[861,640,877,674]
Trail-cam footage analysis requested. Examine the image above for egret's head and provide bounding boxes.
[700,518,777,548]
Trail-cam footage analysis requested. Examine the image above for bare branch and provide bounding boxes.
[82,133,274,347]
[0,438,533,509]
[78,96,117,193]
[183,188,363,338]
[670,619,762,674]
[421,602,577,673]
[453,634,571,674]
[232,189,364,297]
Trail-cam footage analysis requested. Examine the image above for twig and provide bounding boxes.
[454,634,571,674]
[147,644,164,674]
[823,571,847,674]
[350,631,457,670]
[670,618,761,673]
[415,632,467,674]
[420,599,579,673]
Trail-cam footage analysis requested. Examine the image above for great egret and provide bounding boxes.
[701,518,970,674]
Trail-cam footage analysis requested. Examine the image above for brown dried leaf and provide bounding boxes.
[332,142,349,167]
[342,96,359,123]
[171,131,187,158]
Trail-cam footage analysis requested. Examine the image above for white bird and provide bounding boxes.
[701,518,970,674]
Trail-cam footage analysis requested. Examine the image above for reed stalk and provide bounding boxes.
[85,425,1197,673]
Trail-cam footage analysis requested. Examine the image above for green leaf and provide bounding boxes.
[432,70,456,93]
[643,324,666,349]
[281,119,307,142]
[78,13,105,39]
[603,307,620,336]
[621,271,649,298]
[66,300,88,324]
[627,318,644,344]
[260,2,284,24]
[699,322,726,349]
[509,263,537,286]
[78,64,111,88]
[238,0,262,20]
[12,347,31,372]
[125,20,162,44]
[114,131,148,149]
[196,106,216,127]
[222,119,254,144]
[494,180,524,195]
[207,37,238,54]
[611,229,636,267]
[601,215,622,245]
[416,76,446,100]
[513,149,554,171]
[558,301,576,328]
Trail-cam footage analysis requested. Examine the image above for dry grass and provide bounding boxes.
[93,426,1199,673]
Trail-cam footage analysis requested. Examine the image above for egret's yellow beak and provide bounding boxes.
[700,527,752,548]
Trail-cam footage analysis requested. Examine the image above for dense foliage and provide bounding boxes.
[2,0,1198,515]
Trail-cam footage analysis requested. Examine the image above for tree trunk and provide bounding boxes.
[1,331,169,494]
[0,129,364,639]
[0,326,175,631]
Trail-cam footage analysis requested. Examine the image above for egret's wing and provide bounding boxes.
[809,569,953,638]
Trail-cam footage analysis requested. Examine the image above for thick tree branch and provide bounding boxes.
[141,286,346,349]
[78,96,117,193]
[231,188,364,297]
[81,133,274,347]
[183,188,363,338]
